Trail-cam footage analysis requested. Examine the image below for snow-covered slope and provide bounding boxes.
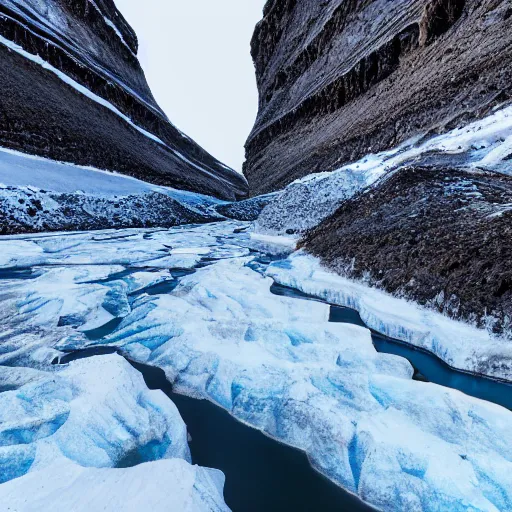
[256,105,512,235]
[0,147,264,234]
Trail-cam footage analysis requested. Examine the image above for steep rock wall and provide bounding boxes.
[0,0,248,200]
[245,0,512,195]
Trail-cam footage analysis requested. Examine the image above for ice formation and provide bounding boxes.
[0,355,190,479]
[0,459,229,512]
[267,252,512,381]
[0,222,510,511]
[0,352,230,509]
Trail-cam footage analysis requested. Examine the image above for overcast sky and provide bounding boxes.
[114,0,266,172]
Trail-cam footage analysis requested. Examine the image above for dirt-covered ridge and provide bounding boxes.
[301,167,512,338]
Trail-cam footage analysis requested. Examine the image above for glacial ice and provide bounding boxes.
[0,459,229,512]
[0,355,190,477]
[0,221,511,511]
[87,258,511,511]
[267,251,512,381]
[0,335,230,509]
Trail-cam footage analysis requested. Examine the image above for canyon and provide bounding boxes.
[245,0,512,195]
[1,1,512,511]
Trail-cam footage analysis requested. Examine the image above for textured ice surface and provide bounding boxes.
[0,355,190,480]
[86,259,511,511]
[0,222,242,269]
[256,106,512,235]
[255,163,382,235]
[1,222,511,511]
[267,252,512,381]
[0,223,251,368]
[0,458,229,512]
[0,147,226,208]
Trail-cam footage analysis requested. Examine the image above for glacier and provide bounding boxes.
[0,353,230,510]
[0,221,511,511]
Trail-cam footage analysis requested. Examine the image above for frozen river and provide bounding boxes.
[0,221,511,511]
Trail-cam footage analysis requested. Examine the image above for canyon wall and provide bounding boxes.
[245,0,512,195]
[0,0,247,200]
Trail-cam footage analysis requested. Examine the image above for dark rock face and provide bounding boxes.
[301,167,512,336]
[0,187,220,235]
[215,193,277,221]
[245,0,512,195]
[0,0,247,200]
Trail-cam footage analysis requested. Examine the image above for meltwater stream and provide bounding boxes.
[270,283,512,411]
[56,348,375,512]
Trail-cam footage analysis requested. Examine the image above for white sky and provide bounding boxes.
[114,0,266,173]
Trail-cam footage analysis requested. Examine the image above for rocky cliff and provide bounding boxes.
[0,0,247,200]
[245,0,512,195]
[249,0,512,336]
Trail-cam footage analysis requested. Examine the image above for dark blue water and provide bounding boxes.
[129,279,180,297]
[55,349,376,512]
[84,268,141,285]
[55,346,118,364]
[0,268,41,280]
[82,318,124,341]
[271,283,512,411]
